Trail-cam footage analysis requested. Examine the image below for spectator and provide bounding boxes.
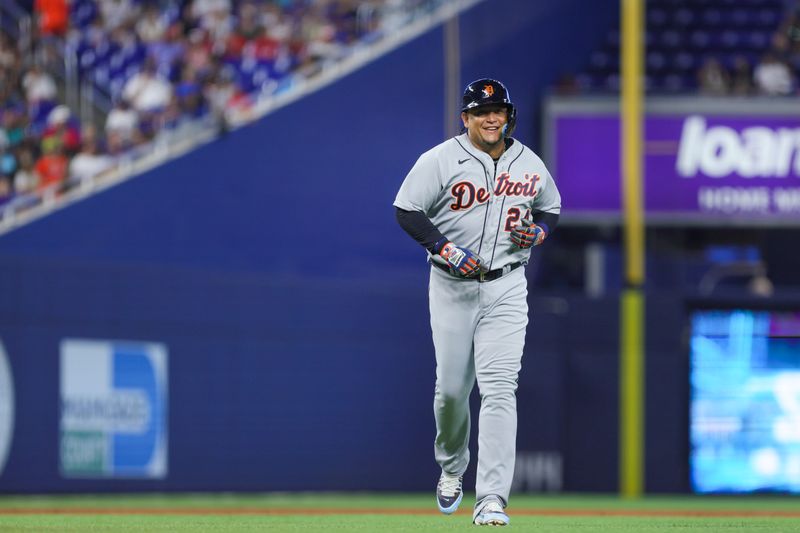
[34,137,68,193]
[356,0,382,34]
[98,0,138,31]
[0,133,17,181]
[204,66,251,127]
[0,34,22,105]
[148,22,186,78]
[1,103,27,148]
[109,26,143,65]
[301,7,345,64]
[159,93,183,130]
[223,1,263,60]
[22,65,58,134]
[754,51,794,95]
[175,67,207,118]
[122,57,173,113]
[771,28,792,60]
[72,16,107,51]
[105,97,140,145]
[42,105,81,156]
[697,57,729,95]
[22,65,57,106]
[729,55,754,96]
[136,4,168,44]
[0,33,17,71]
[189,0,231,26]
[189,0,233,48]
[12,144,39,194]
[68,128,115,184]
[184,28,213,79]
[261,2,293,43]
[0,175,13,208]
[254,26,285,63]
[330,0,361,44]
[34,0,69,37]
[106,129,133,156]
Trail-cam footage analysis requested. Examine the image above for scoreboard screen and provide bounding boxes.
[690,309,800,493]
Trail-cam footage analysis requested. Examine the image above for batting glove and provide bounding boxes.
[510,219,546,249]
[439,242,484,278]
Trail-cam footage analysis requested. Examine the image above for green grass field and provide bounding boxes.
[1,493,799,532]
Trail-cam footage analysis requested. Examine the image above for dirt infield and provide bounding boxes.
[1,508,800,518]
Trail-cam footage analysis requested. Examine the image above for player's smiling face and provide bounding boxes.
[462,104,508,156]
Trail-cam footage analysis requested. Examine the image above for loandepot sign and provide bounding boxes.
[677,116,800,178]
[60,339,168,478]
[0,340,14,476]
[550,104,800,221]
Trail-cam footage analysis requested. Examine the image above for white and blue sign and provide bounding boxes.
[0,340,14,477]
[60,339,168,479]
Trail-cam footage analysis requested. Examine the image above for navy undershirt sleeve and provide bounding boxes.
[530,211,560,236]
[395,207,447,253]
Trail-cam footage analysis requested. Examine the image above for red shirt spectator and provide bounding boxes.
[34,0,69,36]
[251,30,280,61]
[35,139,68,192]
[224,32,247,59]
[42,105,81,155]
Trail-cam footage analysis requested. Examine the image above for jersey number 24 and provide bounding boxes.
[504,207,532,232]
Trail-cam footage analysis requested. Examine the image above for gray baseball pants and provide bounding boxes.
[428,264,528,507]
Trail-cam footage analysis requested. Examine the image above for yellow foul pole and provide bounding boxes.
[620,0,645,498]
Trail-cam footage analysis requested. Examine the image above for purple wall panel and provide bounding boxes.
[554,112,800,222]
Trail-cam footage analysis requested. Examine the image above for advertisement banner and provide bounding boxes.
[548,99,800,225]
[60,339,168,479]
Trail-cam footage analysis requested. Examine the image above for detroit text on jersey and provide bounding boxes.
[449,173,541,211]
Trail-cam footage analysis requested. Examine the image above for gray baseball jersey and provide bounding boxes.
[394,132,561,269]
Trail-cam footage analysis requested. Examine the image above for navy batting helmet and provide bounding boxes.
[461,78,517,137]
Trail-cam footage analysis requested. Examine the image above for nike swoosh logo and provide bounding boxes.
[458,158,470,165]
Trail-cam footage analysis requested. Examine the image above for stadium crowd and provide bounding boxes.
[0,0,439,214]
[552,1,800,97]
[696,6,800,96]
[3,0,800,215]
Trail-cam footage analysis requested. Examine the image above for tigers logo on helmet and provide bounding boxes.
[482,84,495,98]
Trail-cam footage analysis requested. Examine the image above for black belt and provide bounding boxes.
[432,261,522,282]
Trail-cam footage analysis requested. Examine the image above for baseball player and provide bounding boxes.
[393,78,561,526]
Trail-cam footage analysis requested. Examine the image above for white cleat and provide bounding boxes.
[436,472,463,514]
[473,499,509,526]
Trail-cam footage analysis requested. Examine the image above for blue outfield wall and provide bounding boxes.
[0,252,692,493]
[0,255,441,491]
[0,0,695,494]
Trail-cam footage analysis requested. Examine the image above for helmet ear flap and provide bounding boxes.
[504,105,517,138]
